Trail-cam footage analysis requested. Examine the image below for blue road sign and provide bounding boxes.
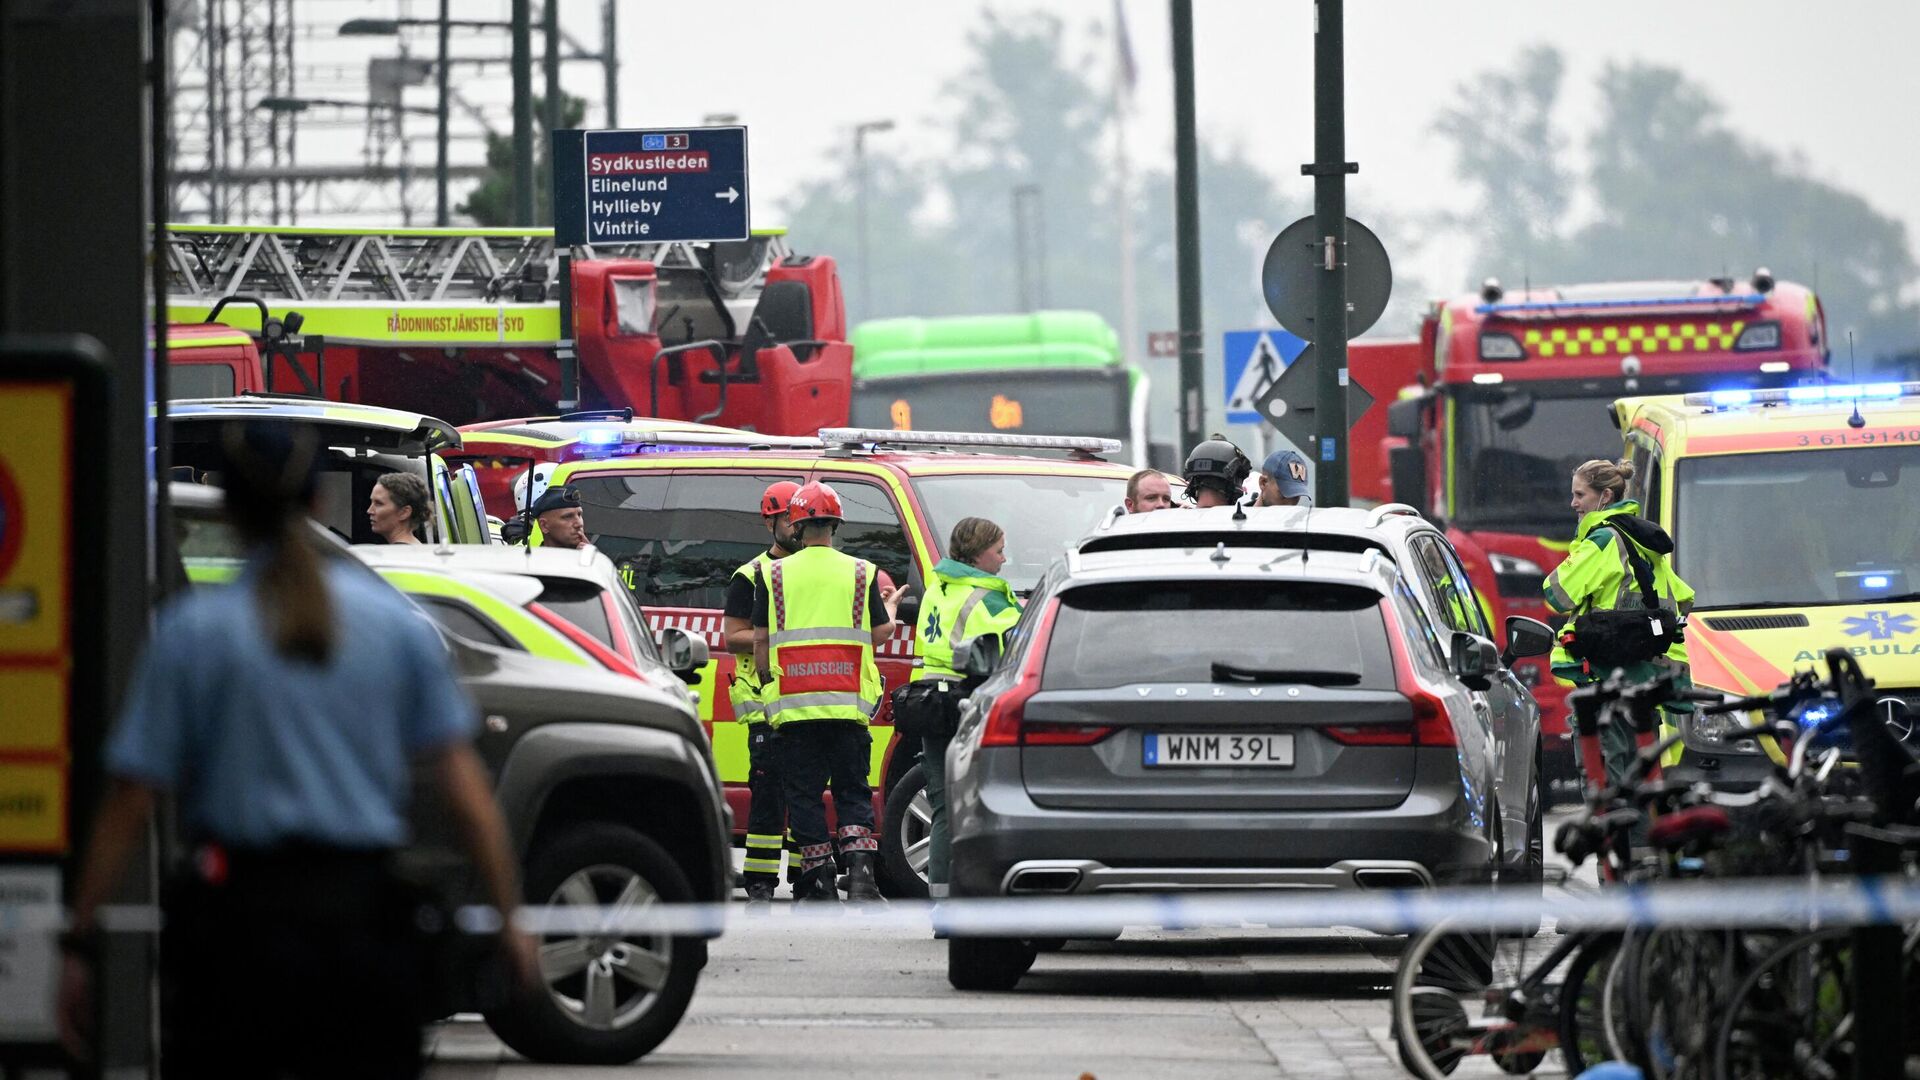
[551,126,750,246]
[1222,328,1308,425]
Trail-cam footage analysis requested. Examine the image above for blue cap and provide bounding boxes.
[1261,449,1311,498]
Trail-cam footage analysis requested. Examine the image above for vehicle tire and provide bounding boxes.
[947,936,1037,991]
[880,763,932,899]
[1029,938,1068,953]
[485,824,701,1064]
[1523,743,1546,887]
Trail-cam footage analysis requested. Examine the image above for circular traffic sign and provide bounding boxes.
[1262,216,1393,340]
[0,456,21,582]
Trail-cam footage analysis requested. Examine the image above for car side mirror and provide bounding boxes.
[957,635,1003,681]
[1449,630,1496,692]
[658,626,711,682]
[1502,615,1556,667]
[1387,395,1426,439]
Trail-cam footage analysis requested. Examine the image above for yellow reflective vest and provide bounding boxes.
[913,559,1022,682]
[1543,501,1695,676]
[765,545,884,726]
[728,552,777,724]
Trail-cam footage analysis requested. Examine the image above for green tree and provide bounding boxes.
[461,93,588,226]
[1432,45,1576,282]
[1575,60,1920,361]
[1435,50,1920,365]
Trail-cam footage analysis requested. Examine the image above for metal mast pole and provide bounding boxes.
[1170,0,1204,454]
[1309,0,1350,507]
[544,0,562,221]
[435,0,450,225]
[511,0,534,224]
[602,0,619,127]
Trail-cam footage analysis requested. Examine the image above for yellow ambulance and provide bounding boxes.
[1612,382,1920,782]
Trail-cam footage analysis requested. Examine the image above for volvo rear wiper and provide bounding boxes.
[1210,662,1361,686]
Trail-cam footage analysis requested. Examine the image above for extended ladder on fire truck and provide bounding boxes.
[161,223,796,306]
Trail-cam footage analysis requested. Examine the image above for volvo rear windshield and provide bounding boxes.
[1040,581,1394,691]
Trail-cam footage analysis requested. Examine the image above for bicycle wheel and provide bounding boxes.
[1712,928,1854,1080]
[1602,925,1646,1066]
[1556,932,1622,1076]
[1637,927,1740,1080]
[1391,920,1562,1080]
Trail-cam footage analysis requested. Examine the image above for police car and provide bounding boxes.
[162,482,727,1064]
[166,395,493,545]
[1613,381,1920,779]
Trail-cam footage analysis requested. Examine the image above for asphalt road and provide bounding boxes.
[426,813,1596,1079]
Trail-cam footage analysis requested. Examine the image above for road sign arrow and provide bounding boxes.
[715,186,740,203]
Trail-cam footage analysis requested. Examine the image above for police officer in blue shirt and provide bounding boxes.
[59,422,534,1077]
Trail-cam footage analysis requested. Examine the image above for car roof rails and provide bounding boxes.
[817,427,1122,460]
[1367,502,1424,527]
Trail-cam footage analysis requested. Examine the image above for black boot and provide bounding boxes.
[794,864,842,912]
[845,851,885,904]
[744,880,775,914]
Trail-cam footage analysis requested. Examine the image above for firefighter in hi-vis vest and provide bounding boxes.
[723,481,805,911]
[752,481,901,906]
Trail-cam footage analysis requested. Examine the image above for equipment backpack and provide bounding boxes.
[1561,527,1683,670]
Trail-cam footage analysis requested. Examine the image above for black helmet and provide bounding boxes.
[1182,436,1251,499]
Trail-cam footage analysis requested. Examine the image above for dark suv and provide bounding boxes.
[944,540,1551,989]
[166,482,728,1064]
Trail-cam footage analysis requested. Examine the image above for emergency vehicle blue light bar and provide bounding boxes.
[1684,381,1920,408]
[1476,292,1766,316]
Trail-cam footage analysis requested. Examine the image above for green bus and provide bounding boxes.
[849,311,1154,466]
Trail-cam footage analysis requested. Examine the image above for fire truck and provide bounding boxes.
[1350,271,1830,791]
[160,224,853,436]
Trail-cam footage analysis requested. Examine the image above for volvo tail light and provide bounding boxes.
[979,600,1115,749]
[1377,598,1458,747]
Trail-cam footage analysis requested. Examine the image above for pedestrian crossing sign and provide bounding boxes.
[1223,329,1308,425]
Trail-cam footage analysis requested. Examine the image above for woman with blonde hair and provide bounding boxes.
[1544,457,1695,786]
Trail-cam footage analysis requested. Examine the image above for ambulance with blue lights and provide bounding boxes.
[1358,271,1829,790]
[1611,382,1920,781]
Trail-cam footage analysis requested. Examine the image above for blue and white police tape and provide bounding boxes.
[22,875,1920,938]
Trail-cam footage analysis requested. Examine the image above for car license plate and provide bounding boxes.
[1143,732,1294,767]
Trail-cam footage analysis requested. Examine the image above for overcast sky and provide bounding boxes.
[292,1,1920,301]
[591,0,1920,296]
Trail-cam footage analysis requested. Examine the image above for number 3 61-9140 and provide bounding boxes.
[1796,429,1920,447]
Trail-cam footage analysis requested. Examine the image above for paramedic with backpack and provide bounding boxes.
[1544,457,1696,786]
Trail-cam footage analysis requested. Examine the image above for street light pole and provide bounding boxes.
[511,0,535,225]
[1170,0,1205,455]
[853,119,894,322]
[436,0,451,225]
[1309,0,1351,507]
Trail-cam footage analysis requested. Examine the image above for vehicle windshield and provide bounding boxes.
[850,369,1137,463]
[912,472,1129,593]
[1451,388,1619,536]
[1677,445,1920,609]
